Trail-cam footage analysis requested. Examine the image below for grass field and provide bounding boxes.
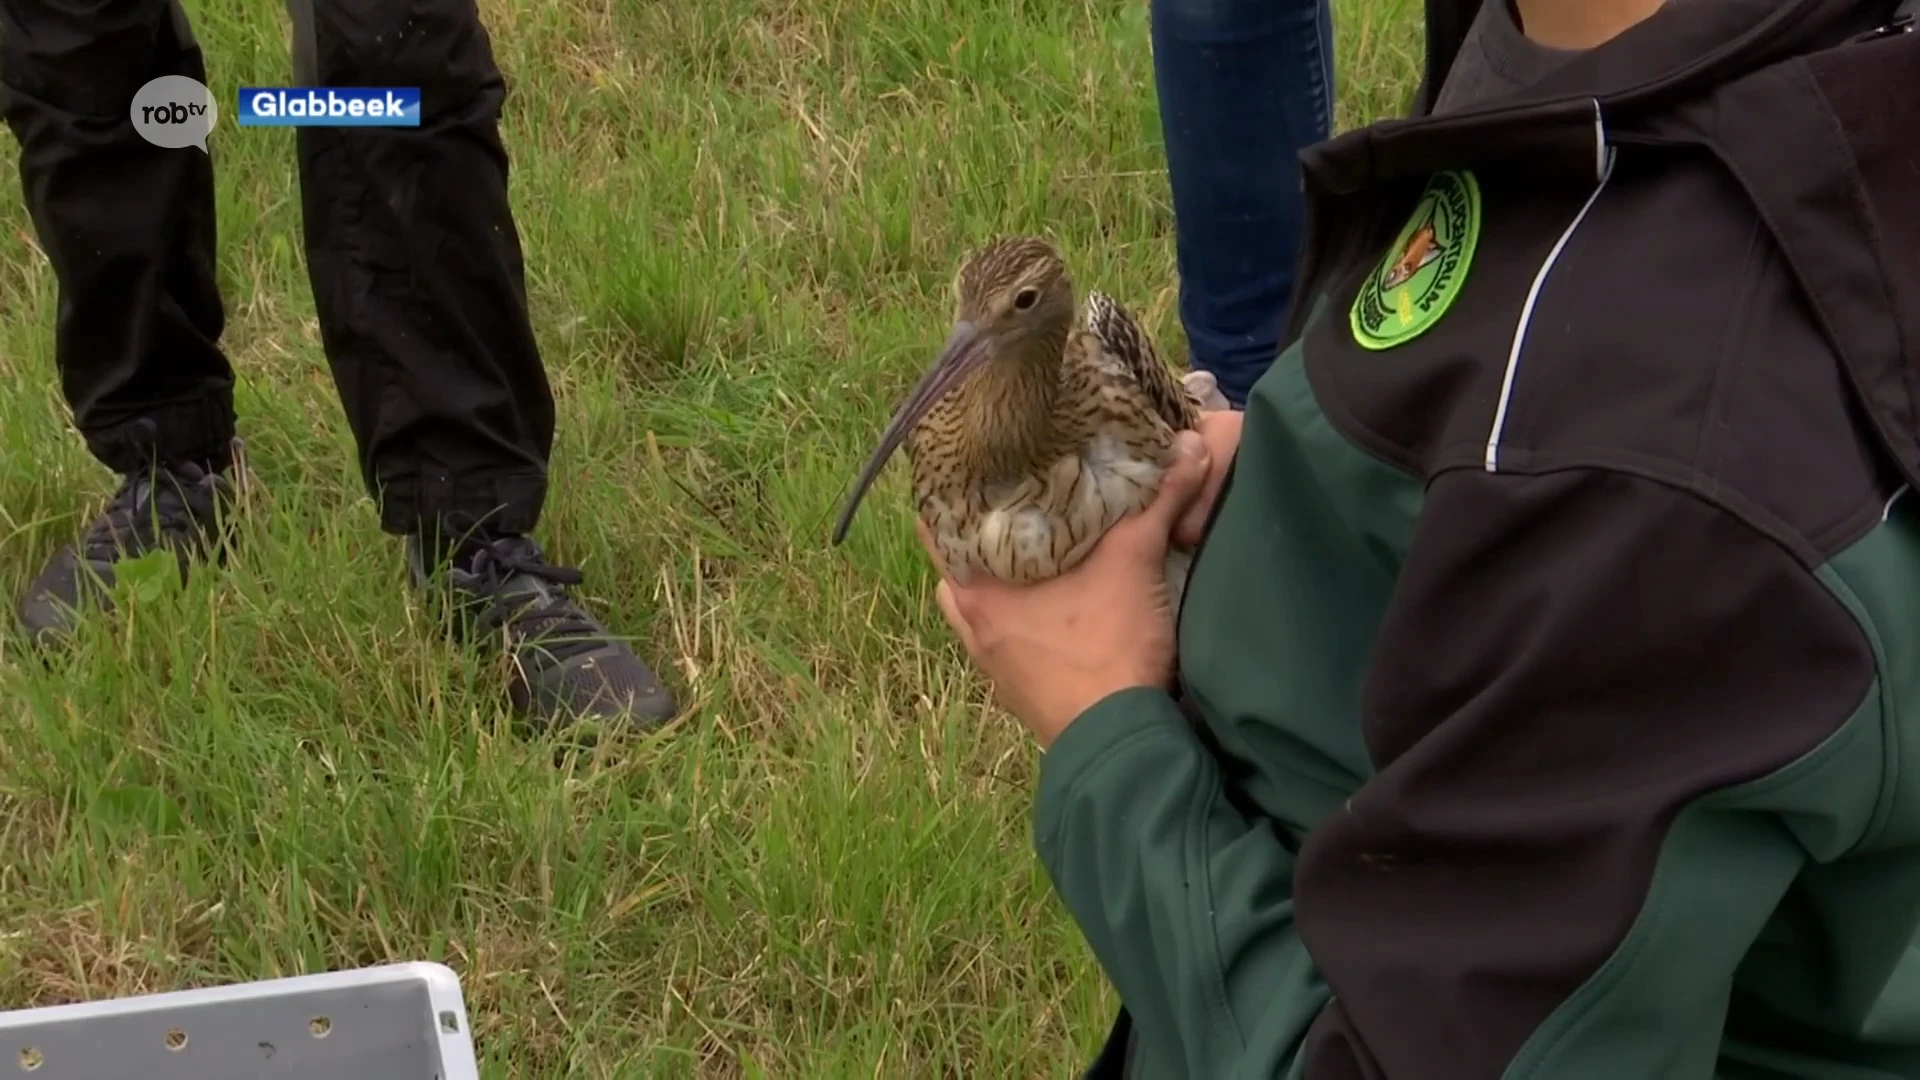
[0,0,1421,1074]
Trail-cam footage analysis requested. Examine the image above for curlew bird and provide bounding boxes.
[831,236,1221,611]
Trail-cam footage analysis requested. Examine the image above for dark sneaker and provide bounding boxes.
[408,533,680,733]
[16,453,240,646]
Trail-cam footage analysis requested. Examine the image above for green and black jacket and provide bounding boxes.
[1052,1,1920,1076]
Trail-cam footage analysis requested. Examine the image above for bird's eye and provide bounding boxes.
[1013,288,1040,311]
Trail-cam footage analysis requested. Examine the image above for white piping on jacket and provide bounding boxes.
[1485,100,1618,473]
[1884,485,1908,522]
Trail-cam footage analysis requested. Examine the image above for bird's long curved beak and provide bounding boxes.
[832,321,989,545]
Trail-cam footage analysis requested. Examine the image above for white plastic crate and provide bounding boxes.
[0,961,480,1079]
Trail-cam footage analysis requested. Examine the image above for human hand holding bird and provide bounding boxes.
[1175,407,1242,550]
[915,429,1213,748]
[830,234,1245,745]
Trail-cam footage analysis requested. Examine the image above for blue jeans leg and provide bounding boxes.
[1151,0,1334,407]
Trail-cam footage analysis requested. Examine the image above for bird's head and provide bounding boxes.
[950,235,1077,352]
[832,237,1075,546]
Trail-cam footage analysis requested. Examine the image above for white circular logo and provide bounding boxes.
[130,75,218,152]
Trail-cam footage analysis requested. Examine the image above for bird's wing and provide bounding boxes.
[1082,290,1201,432]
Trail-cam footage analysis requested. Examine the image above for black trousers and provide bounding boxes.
[0,0,552,538]
[1082,1008,1136,1078]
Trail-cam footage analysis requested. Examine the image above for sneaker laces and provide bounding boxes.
[79,461,224,564]
[463,536,606,663]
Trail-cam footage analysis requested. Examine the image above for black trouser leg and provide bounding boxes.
[0,0,233,473]
[288,0,553,544]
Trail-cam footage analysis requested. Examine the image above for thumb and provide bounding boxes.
[934,579,981,657]
[1095,430,1210,563]
[1145,430,1211,526]
[1105,431,1209,560]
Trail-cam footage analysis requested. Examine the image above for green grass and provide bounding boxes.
[0,0,1421,1073]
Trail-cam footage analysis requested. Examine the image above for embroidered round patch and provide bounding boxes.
[1350,170,1481,351]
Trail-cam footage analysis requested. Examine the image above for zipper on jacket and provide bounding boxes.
[1859,12,1913,39]
[1484,100,1619,473]
[1854,0,1915,41]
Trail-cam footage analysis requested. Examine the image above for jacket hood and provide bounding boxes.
[1390,0,1920,512]
[1312,0,1901,196]
[1413,0,1898,117]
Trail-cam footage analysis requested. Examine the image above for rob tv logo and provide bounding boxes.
[237,87,421,127]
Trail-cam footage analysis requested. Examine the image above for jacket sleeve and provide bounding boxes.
[1034,686,1328,1077]
[1033,466,1878,1079]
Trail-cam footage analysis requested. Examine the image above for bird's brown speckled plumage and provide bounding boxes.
[833,236,1215,597]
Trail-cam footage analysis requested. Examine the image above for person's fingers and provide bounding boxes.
[1176,415,1241,546]
[914,518,948,577]
[934,579,980,656]
[1139,430,1211,529]
[1088,431,1209,566]
[1093,431,1209,567]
